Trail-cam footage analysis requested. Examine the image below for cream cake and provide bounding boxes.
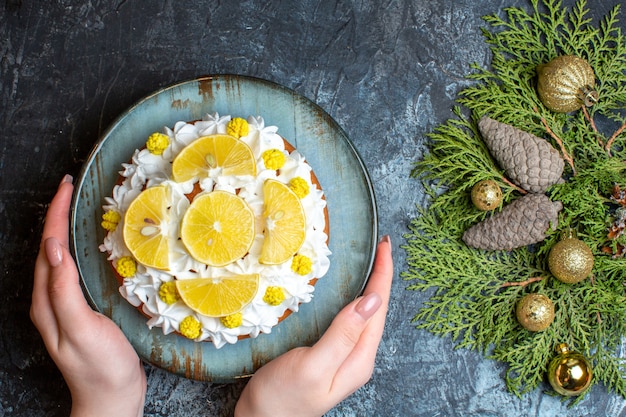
[99,113,331,348]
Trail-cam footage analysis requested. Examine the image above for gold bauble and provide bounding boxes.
[547,343,593,396]
[515,293,555,332]
[548,231,594,284]
[537,55,598,113]
[471,180,503,211]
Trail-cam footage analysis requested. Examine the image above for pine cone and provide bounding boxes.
[478,116,564,193]
[462,193,563,251]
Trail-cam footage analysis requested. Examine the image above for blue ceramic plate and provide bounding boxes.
[71,75,377,382]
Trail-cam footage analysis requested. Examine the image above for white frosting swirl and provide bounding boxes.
[100,113,330,348]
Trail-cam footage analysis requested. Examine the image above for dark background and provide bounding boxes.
[2,0,625,416]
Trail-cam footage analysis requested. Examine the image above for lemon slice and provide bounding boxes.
[176,274,260,317]
[259,179,306,264]
[180,190,255,266]
[172,134,256,182]
[123,185,170,270]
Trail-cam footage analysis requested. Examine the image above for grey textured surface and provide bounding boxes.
[1,0,625,416]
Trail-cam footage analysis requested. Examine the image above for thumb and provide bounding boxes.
[308,292,382,374]
[45,237,94,325]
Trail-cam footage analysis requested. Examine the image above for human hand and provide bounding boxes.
[234,235,394,417]
[30,175,146,417]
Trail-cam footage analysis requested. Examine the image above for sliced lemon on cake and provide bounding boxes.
[172,134,256,182]
[123,185,170,270]
[180,190,255,266]
[260,179,306,265]
[176,274,260,317]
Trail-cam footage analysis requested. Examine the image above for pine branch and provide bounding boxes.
[402,0,626,400]
[533,106,576,173]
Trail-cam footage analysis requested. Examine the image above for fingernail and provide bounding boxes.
[355,292,382,321]
[45,237,64,267]
[380,234,391,252]
[60,174,73,186]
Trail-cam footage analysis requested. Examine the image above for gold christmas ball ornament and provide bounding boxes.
[515,293,555,332]
[537,55,599,113]
[548,230,594,284]
[548,343,593,396]
[471,180,503,211]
